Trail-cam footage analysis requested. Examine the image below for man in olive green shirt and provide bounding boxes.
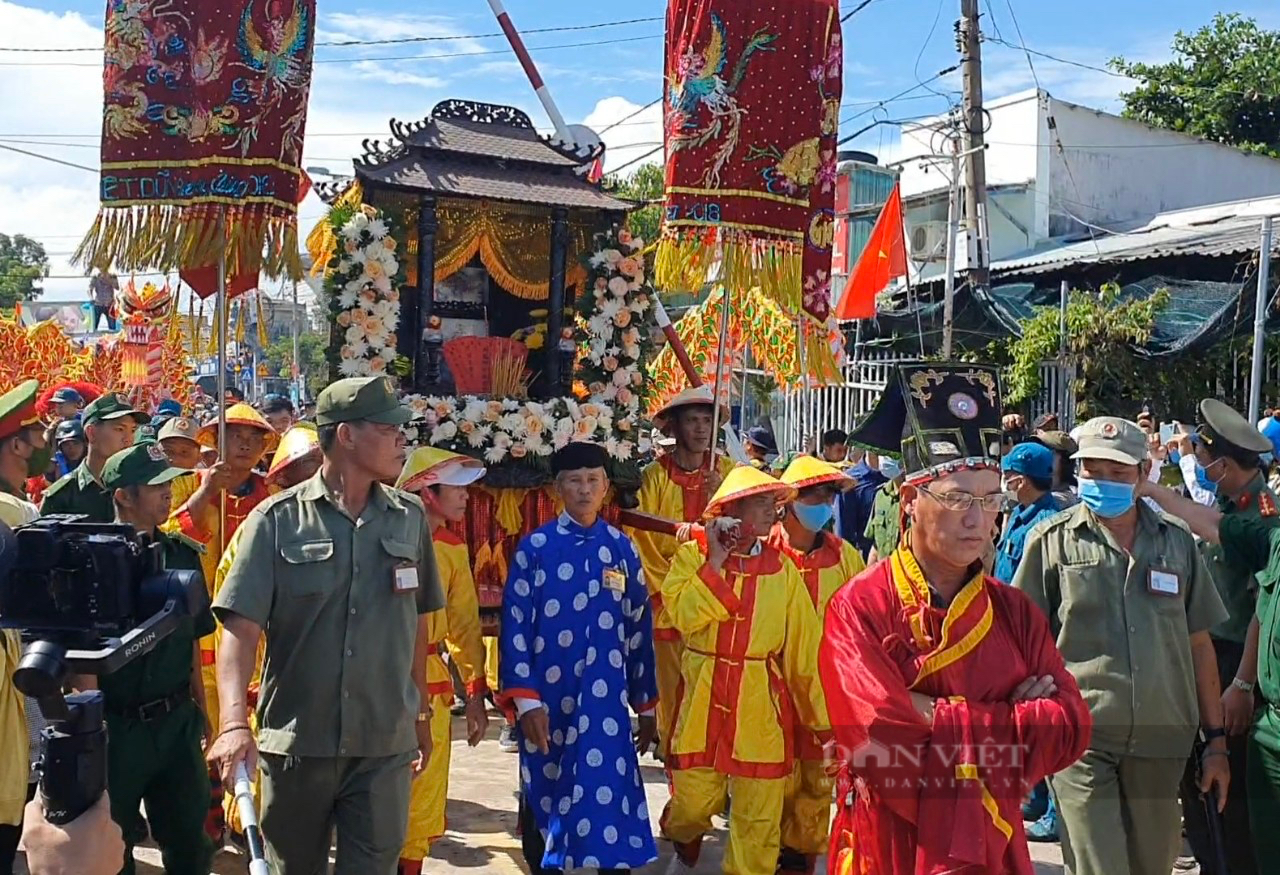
[1013,416,1229,875]
[42,393,146,521]
[206,377,445,875]
[89,441,214,875]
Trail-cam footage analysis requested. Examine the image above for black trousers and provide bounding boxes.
[1180,637,1257,875]
[519,796,628,875]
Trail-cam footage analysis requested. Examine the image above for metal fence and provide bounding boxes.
[775,350,1069,454]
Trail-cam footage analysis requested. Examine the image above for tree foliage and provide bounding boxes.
[1005,284,1169,420]
[1110,14,1280,157]
[0,233,49,309]
[609,162,663,246]
[262,330,330,397]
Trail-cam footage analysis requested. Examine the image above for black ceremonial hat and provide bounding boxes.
[850,362,1003,482]
[551,441,609,474]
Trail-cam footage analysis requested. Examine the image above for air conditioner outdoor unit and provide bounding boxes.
[909,220,949,263]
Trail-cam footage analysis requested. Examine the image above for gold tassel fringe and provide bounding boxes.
[655,228,804,313]
[75,205,303,280]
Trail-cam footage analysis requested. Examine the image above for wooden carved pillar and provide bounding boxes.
[546,206,570,394]
[414,195,441,394]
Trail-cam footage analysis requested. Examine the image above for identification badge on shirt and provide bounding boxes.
[603,568,626,592]
[1148,568,1180,597]
[394,563,419,593]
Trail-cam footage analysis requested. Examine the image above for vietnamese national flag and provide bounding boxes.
[835,182,907,321]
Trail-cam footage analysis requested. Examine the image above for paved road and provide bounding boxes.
[25,714,1181,874]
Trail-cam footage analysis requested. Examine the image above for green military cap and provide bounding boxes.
[0,379,40,442]
[1033,429,1078,455]
[1197,398,1274,455]
[315,376,412,427]
[101,441,191,490]
[1072,417,1147,466]
[83,392,148,427]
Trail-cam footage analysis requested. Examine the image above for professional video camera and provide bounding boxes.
[0,515,207,824]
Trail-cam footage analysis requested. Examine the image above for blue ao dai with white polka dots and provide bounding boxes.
[500,514,659,871]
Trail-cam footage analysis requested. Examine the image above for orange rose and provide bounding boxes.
[574,417,598,437]
[368,356,386,372]
[510,444,528,459]
[613,310,632,328]
[336,311,351,327]
[618,230,633,245]
[383,236,397,251]
[616,387,634,405]
[603,355,618,372]
[459,420,475,434]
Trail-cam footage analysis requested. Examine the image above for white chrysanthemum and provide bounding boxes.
[534,443,553,457]
[498,412,526,436]
[484,443,509,464]
[492,431,512,449]
[344,325,365,344]
[637,434,653,454]
[524,431,545,454]
[371,274,392,295]
[602,249,622,265]
[353,358,373,376]
[605,437,623,460]
[600,383,618,401]
[553,431,571,450]
[336,258,353,274]
[429,420,458,445]
[554,418,574,440]
[524,401,545,417]
[598,298,623,321]
[630,237,645,251]
[337,357,364,377]
[586,314,610,339]
[347,340,369,358]
[630,297,651,314]
[367,218,389,238]
[340,213,369,240]
[337,288,359,310]
[502,398,521,411]
[466,424,492,448]
[462,398,489,423]
[588,251,609,269]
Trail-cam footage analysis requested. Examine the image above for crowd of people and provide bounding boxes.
[3,366,1280,875]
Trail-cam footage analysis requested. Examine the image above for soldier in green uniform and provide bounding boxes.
[88,441,214,875]
[1134,468,1280,870]
[206,377,446,875]
[42,393,147,521]
[1013,416,1230,875]
[863,456,904,563]
[1165,399,1275,875]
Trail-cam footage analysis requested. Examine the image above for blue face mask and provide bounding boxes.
[792,501,835,533]
[879,458,903,480]
[1077,477,1136,518]
[1195,460,1223,495]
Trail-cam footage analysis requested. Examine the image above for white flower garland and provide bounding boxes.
[329,209,402,378]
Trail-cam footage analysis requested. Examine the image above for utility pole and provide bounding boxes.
[1249,217,1274,423]
[958,0,990,291]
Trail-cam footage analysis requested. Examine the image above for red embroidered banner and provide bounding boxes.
[657,0,842,324]
[77,0,316,280]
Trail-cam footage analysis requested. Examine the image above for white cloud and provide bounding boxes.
[347,60,446,90]
[581,96,663,175]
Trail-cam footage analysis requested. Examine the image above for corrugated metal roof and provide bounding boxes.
[355,154,631,211]
[996,195,1280,277]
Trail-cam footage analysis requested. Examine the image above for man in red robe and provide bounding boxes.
[819,363,1092,875]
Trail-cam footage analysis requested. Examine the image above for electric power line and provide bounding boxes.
[0,16,663,52]
[0,32,661,67]
[607,144,664,178]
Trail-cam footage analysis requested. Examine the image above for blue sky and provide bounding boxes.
[0,0,1275,296]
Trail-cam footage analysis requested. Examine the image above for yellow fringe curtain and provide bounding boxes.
[305,185,591,301]
[647,285,842,416]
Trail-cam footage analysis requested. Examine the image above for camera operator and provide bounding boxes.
[42,394,147,522]
[0,380,45,874]
[70,442,215,875]
[21,795,124,875]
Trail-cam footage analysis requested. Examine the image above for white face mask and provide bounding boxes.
[1002,477,1021,504]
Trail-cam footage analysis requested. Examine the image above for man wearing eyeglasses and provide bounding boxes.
[821,362,1091,875]
[1013,416,1229,875]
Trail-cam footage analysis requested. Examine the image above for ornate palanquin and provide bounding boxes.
[328,99,632,396]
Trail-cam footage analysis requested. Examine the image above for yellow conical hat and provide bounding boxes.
[780,455,855,493]
[396,446,485,493]
[703,464,797,520]
[196,403,279,451]
[266,426,321,485]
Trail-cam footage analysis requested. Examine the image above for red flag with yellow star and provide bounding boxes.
[835,181,906,321]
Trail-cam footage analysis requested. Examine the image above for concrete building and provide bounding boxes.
[830,88,1280,298]
[898,88,1280,278]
